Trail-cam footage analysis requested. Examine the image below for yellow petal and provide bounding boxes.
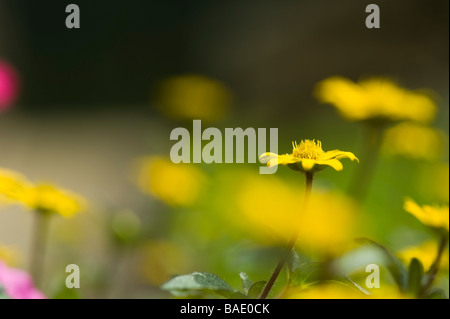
[266,159,279,168]
[324,150,359,162]
[404,198,449,231]
[260,153,299,167]
[268,155,300,167]
[278,155,299,165]
[317,159,343,171]
[404,198,422,217]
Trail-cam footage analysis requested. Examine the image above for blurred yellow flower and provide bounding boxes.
[0,167,85,217]
[404,198,449,232]
[260,139,358,173]
[235,175,359,257]
[282,282,410,299]
[0,244,21,266]
[398,241,449,272]
[315,76,436,123]
[382,122,445,161]
[136,156,206,207]
[282,282,365,299]
[0,168,31,205]
[23,184,85,217]
[154,74,232,122]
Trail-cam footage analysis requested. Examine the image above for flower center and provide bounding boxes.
[292,140,324,160]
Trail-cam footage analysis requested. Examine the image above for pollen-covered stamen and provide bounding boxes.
[292,139,324,160]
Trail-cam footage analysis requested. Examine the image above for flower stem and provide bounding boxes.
[349,124,383,201]
[419,235,448,297]
[260,172,313,299]
[30,211,49,288]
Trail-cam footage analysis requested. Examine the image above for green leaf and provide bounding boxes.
[407,258,423,297]
[0,283,10,299]
[239,272,253,294]
[287,250,302,273]
[247,281,267,299]
[343,275,371,295]
[161,272,246,298]
[290,262,326,287]
[425,288,447,299]
[355,237,408,291]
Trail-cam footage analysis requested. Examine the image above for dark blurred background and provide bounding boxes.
[0,0,448,115]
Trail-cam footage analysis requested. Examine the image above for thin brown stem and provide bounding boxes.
[419,235,448,297]
[260,172,313,299]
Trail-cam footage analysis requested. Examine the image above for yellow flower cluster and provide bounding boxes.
[315,76,436,123]
[0,168,84,217]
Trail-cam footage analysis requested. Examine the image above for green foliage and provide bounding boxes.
[161,271,270,299]
[247,281,267,299]
[53,286,80,299]
[355,237,408,291]
[343,275,370,295]
[425,288,447,299]
[290,262,326,287]
[238,272,267,298]
[407,258,423,297]
[288,261,371,296]
[287,250,302,274]
[239,272,253,295]
[159,238,447,299]
[161,272,246,298]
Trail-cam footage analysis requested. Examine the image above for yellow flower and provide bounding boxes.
[259,139,358,173]
[136,156,206,207]
[154,74,232,122]
[398,241,449,272]
[24,184,85,217]
[404,198,449,232]
[382,122,446,161]
[315,76,436,123]
[234,174,359,257]
[0,167,84,217]
[0,168,31,205]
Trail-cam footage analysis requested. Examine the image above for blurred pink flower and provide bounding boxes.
[0,260,45,299]
[0,59,19,112]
